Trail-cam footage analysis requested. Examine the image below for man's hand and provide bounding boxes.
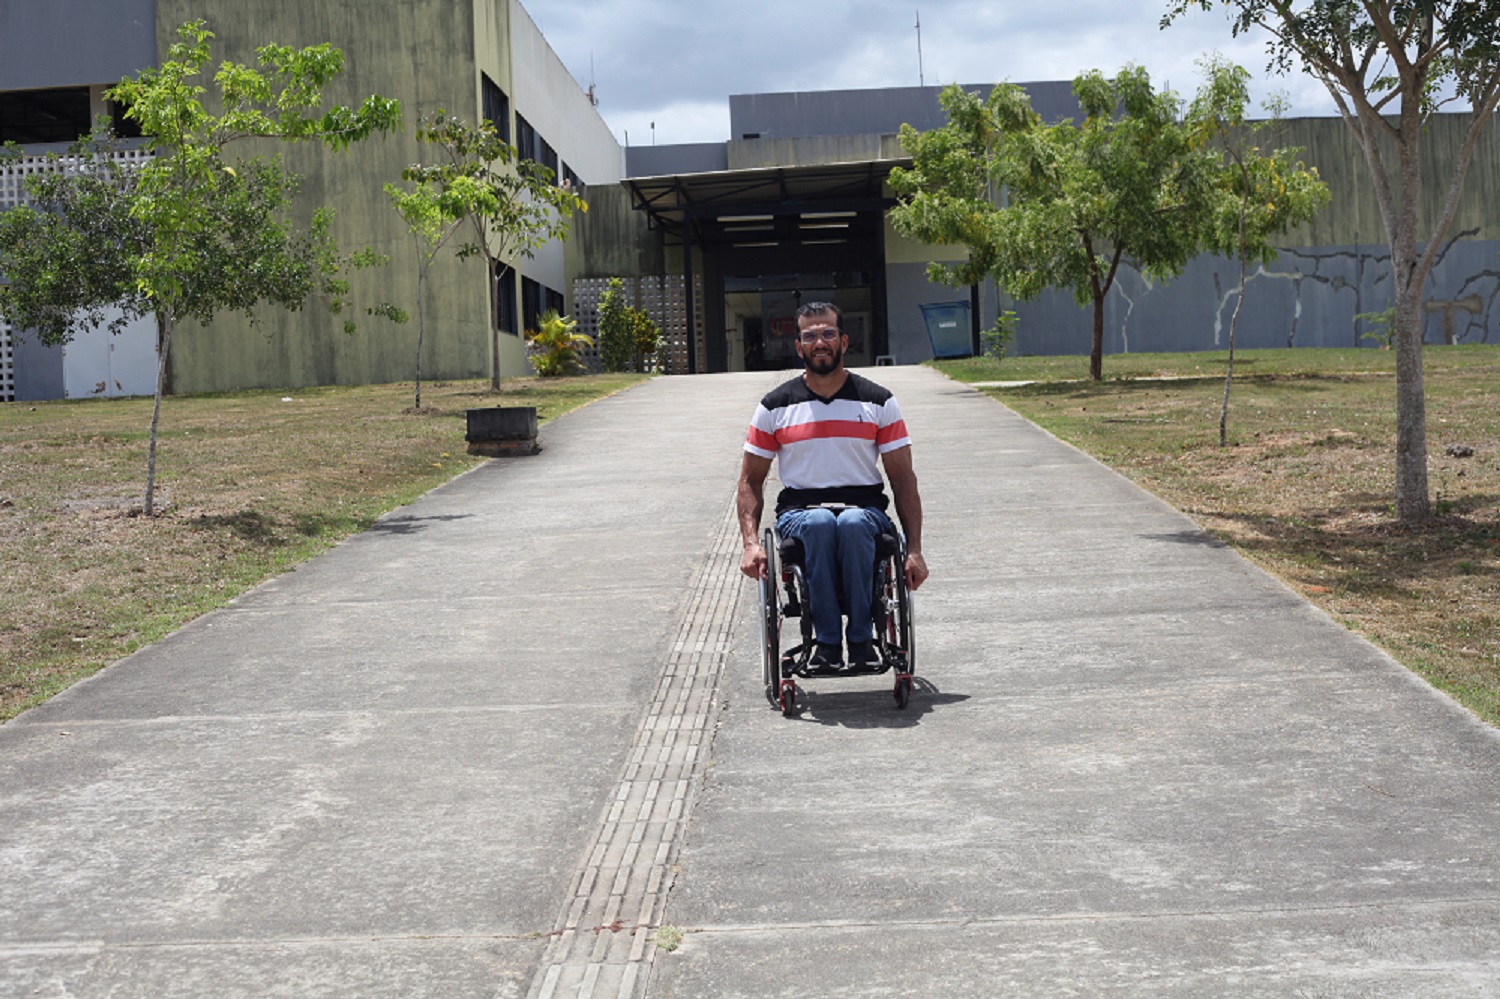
[741,541,768,580]
[905,550,929,591]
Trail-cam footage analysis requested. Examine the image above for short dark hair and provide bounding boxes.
[796,301,842,326]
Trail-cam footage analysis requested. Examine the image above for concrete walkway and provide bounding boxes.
[2,367,1498,998]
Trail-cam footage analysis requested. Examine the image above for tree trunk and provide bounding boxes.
[490,261,503,392]
[414,264,426,410]
[1393,269,1430,523]
[1090,294,1105,382]
[143,312,172,517]
[1221,192,1249,448]
[1390,128,1431,525]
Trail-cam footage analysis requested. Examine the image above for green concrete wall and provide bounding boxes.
[1266,115,1500,247]
[154,0,513,393]
[566,184,664,286]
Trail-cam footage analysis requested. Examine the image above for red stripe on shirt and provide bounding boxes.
[875,420,909,446]
[776,420,879,445]
[747,426,779,452]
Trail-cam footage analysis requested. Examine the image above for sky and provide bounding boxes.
[520,0,1343,148]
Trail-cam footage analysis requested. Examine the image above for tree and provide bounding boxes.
[0,21,402,516]
[402,111,587,390]
[596,277,634,373]
[1164,1,1500,523]
[630,307,662,372]
[386,179,464,409]
[890,67,1223,381]
[1188,56,1330,445]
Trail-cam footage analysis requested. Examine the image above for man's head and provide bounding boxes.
[794,302,846,377]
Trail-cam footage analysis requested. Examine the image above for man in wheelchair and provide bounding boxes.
[737,302,928,670]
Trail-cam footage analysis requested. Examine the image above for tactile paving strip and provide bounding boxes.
[524,500,742,999]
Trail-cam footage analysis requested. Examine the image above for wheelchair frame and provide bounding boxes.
[757,516,917,717]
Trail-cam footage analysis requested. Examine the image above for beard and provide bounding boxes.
[800,341,844,375]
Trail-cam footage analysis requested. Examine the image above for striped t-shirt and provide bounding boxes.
[744,372,911,513]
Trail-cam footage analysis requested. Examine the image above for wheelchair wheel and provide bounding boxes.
[779,678,798,717]
[894,673,912,709]
[894,545,916,676]
[890,539,916,710]
[759,527,781,696]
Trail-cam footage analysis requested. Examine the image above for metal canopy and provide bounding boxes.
[622,158,910,237]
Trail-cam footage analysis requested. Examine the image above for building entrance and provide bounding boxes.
[725,273,875,372]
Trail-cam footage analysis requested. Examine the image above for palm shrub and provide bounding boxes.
[526,311,594,377]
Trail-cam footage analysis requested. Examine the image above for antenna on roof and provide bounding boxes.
[587,54,599,107]
[915,10,925,87]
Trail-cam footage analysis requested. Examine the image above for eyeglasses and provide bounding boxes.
[798,327,841,343]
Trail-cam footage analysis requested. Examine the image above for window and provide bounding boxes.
[561,162,584,191]
[0,88,90,144]
[521,276,542,334]
[537,136,558,178]
[481,73,510,143]
[496,266,517,336]
[109,100,142,139]
[516,114,536,162]
[546,287,565,318]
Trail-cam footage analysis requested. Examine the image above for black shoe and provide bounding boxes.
[847,639,881,667]
[809,642,843,668]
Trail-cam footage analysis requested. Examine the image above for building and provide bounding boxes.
[0,0,621,401]
[3,2,1497,401]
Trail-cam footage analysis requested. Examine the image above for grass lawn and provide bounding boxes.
[939,345,1500,725]
[0,374,647,721]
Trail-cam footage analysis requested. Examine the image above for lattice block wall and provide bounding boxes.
[0,147,153,211]
[0,317,14,403]
[572,275,699,375]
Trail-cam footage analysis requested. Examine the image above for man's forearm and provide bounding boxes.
[737,483,764,547]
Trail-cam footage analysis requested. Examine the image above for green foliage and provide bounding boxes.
[0,129,148,345]
[981,310,1018,361]
[1185,56,1330,267]
[890,67,1222,380]
[597,278,634,373]
[104,19,403,329]
[630,306,662,371]
[403,110,588,388]
[0,20,401,516]
[385,179,463,408]
[526,311,594,377]
[890,63,1327,383]
[1165,0,1500,524]
[1357,307,1397,348]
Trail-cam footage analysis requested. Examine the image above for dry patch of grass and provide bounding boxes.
[949,346,1500,724]
[0,375,646,720]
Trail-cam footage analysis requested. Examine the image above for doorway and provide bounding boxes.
[724,273,876,372]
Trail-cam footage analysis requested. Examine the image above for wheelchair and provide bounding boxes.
[757,507,917,717]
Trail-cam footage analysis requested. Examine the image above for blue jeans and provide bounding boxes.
[776,506,893,647]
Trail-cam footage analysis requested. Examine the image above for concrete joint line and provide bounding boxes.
[523,500,741,999]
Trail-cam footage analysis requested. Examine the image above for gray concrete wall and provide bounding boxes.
[1008,239,1500,359]
[728,81,1080,141]
[626,144,728,178]
[12,334,63,402]
[0,0,156,90]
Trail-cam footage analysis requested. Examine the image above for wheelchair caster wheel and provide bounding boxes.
[893,674,912,710]
[779,679,798,717]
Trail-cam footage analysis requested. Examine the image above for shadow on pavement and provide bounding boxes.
[786,677,968,729]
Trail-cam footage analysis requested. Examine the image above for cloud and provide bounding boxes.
[524,0,1343,145]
